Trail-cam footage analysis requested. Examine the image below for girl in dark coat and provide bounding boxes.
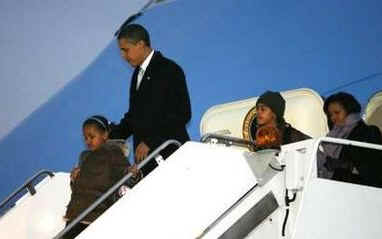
[318,92,382,187]
[62,116,139,239]
[250,91,311,147]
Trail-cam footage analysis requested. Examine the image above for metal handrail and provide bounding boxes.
[311,136,382,175]
[201,133,256,149]
[314,136,382,151]
[0,170,54,210]
[53,139,181,239]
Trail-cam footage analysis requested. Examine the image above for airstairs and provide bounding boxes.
[1,88,381,239]
[0,171,70,238]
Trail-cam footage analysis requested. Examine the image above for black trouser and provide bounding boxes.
[140,144,179,177]
[61,221,88,239]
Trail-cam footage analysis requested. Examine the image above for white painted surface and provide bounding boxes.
[77,142,257,238]
[365,90,382,132]
[1,138,381,238]
[293,178,382,239]
[0,173,71,239]
[200,88,328,139]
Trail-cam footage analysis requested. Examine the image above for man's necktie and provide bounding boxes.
[136,67,145,90]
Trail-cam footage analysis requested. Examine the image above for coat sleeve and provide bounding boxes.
[346,125,382,166]
[109,112,133,140]
[343,124,382,186]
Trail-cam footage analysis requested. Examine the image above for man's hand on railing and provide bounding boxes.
[128,164,143,180]
[123,164,143,189]
[135,142,150,163]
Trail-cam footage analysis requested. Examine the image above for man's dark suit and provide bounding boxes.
[111,51,191,175]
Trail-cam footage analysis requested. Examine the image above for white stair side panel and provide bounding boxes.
[78,142,258,239]
[293,178,382,239]
[0,172,71,239]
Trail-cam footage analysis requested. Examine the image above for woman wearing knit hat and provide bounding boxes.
[250,91,310,146]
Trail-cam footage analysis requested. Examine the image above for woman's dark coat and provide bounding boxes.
[326,121,382,187]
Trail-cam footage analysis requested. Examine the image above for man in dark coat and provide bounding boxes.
[110,24,191,176]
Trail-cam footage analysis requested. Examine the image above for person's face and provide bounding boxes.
[83,125,108,151]
[327,102,348,127]
[256,103,277,127]
[118,38,145,67]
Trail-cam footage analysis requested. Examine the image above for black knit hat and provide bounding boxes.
[256,91,286,120]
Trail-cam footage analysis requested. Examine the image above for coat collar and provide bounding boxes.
[132,51,162,92]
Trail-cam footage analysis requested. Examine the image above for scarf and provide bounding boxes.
[317,113,361,178]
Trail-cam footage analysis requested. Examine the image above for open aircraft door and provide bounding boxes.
[365,90,382,133]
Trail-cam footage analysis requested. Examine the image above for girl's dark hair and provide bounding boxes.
[323,92,361,116]
[83,115,110,133]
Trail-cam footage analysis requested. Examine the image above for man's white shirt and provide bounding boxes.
[136,50,154,90]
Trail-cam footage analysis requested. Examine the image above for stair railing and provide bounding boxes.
[0,170,55,211]
[201,133,255,149]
